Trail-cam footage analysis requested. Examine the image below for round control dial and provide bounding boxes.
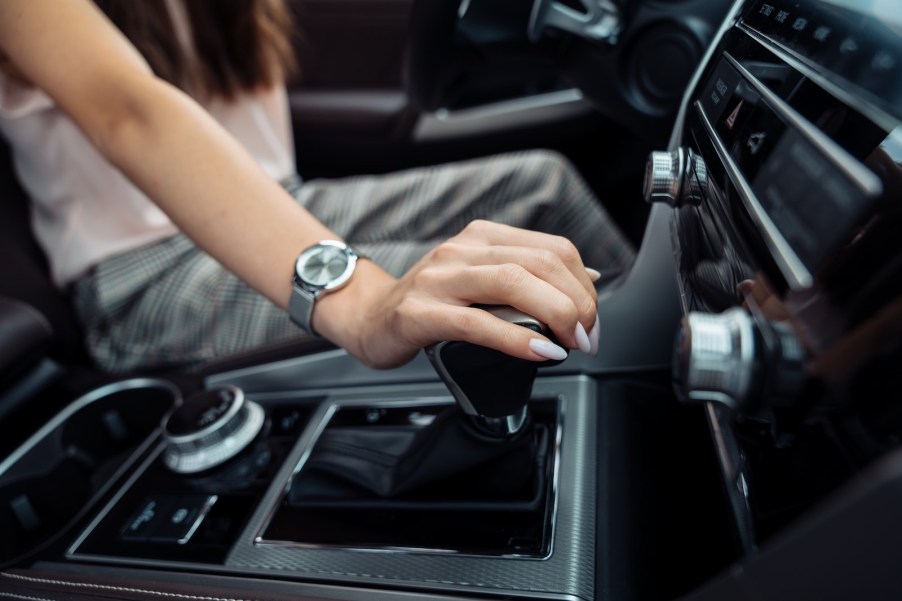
[162,386,265,474]
[672,308,808,412]
[643,147,707,207]
[672,307,757,409]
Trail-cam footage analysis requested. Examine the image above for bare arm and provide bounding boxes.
[0,0,600,368]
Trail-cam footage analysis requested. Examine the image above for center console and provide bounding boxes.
[4,371,600,598]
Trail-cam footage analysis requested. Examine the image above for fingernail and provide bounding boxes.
[574,322,592,354]
[589,317,599,356]
[585,267,603,282]
[529,338,569,361]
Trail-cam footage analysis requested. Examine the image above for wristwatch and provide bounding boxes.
[289,240,362,336]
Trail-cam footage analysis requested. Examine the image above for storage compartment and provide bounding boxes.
[0,378,179,566]
[259,396,561,557]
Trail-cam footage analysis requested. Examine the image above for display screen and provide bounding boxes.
[742,0,902,118]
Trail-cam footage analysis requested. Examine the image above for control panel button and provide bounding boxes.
[121,495,217,544]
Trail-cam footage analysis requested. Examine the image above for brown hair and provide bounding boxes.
[95,0,298,100]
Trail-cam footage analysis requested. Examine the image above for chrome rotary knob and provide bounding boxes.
[643,147,707,207]
[672,308,756,409]
[672,308,810,414]
[162,386,265,474]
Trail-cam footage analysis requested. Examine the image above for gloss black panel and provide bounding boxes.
[260,398,560,557]
[71,402,314,564]
[674,1,902,547]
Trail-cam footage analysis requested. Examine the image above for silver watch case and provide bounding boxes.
[289,240,360,336]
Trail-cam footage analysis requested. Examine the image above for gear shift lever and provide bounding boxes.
[287,306,564,501]
[426,306,567,437]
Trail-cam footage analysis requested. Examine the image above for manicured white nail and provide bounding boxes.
[529,338,568,361]
[574,322,592,354]
[585,267,603,282]
[589,318,599,356]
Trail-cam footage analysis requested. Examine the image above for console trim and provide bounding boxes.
[252,394,562,560]
[722,51,883,198]
[694,100,813,289]
[0,378,181,478]
[227,376,597,599]
[63,377,598,600]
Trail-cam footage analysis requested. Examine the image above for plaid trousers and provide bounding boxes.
[71,150,636,373]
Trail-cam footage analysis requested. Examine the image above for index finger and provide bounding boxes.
[456,220,598,297]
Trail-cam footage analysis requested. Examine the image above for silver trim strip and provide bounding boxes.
[695,101,814,289]
[736,23,899,132]
[413,89,593,142]
[705,402,755,552]
[722,52,884,197]
[668,0,749,150]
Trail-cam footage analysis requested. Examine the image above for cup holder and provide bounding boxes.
[0,378,180,566]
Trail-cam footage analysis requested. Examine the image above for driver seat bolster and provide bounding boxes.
[0,295,53,383]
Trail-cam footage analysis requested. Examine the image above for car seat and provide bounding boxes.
[0,133,334,423]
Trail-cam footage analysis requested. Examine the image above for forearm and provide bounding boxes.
[96,79,339,310]
[0,0,361,313]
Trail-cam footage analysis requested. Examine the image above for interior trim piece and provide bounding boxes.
[694,101,813,289]
[412,89,594,141]
[253,395,563,560]
[705,402,755,552]
[226,377,597,599]
[288,90,408,134]
[737,23,899,130]
[65,377,598,600]
[0,378,180,477]
[669,0,748,150]
[722,51,883,197]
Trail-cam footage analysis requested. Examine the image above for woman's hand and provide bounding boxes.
[314,220,601,369]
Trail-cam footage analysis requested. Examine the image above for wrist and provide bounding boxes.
[310,258,396,362]
[289,240,363,337]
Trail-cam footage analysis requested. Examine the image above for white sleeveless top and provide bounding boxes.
[0,4,296,286]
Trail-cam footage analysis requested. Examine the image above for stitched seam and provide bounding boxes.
[1,573,252,601]
[1,593,56,601]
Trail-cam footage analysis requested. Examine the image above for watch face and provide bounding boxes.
[298,244,353,288]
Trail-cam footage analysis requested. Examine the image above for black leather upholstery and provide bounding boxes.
[0,135,90,370]
[0,296,53,391]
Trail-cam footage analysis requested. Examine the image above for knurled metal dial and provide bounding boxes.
[643,147,707,207]
[672,307,756,409]
[162,386,265,474]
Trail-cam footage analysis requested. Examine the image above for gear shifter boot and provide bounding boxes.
[289,407,540,501]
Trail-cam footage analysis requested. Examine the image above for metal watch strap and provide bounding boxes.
[289,279,319,337]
